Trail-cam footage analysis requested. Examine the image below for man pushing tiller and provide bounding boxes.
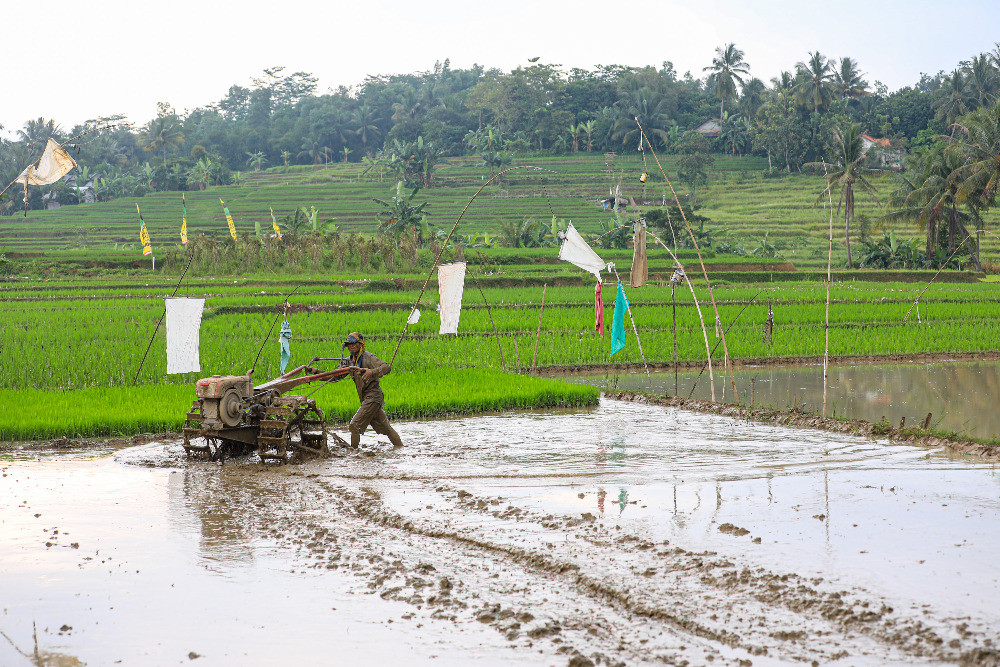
[340,332,403,450]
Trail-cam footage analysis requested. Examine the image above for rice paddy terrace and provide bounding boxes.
[5,153,996,271]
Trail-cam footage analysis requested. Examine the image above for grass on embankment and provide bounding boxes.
[0,369,598,441]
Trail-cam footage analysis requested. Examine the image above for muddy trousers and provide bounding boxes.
[349,398,403,448]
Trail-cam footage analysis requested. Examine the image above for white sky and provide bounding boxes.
[2,0,998,135]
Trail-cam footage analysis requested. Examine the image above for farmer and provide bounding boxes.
[341,332,403,449]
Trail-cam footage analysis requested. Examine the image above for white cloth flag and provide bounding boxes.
[18,138,77,186]
[407,308,421,324]
[558,222,605,281]
[165,298,205,374]
[437,262,466,334]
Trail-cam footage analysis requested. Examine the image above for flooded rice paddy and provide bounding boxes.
[2,397,999,665]
[558,359,1000,440]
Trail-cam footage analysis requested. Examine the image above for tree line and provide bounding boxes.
[1,47,1000,238]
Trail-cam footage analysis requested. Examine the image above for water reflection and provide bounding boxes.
[557,360,1000,439]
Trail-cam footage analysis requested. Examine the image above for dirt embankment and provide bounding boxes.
[541,351,1000,374]
[605,390,1000,459]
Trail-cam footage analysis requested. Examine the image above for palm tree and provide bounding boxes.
[771,71,795,93]
[612,86,673,148]
[352,104,382,155]
[953,100,1000,213]
[882,143,982,266]
[934,70,971,134]
[703,43,750,117]
[16,117,63,153]
[298,139,323,164]
[795,52,835,112]
[738,78,767,120]
[833,57,868,102]
[139,115,185,167]
[966,54,998,108]
[806,123,883,268]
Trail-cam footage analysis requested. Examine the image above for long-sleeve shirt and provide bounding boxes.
[341,350,391,403]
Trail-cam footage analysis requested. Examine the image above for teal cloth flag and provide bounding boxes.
[610,281,628,357]
[279,320,292,373]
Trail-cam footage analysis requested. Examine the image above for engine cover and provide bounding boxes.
[196,375,252,400]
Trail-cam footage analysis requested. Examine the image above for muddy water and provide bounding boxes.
[557,359,1000,440]
[2,398,999,665]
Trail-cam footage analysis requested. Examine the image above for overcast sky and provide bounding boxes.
[2,0,998,135]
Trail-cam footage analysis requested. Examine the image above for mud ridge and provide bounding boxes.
[539,350,1000,375]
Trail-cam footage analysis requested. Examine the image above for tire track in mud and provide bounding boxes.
[335,479,975,665]
[174,461,997,666]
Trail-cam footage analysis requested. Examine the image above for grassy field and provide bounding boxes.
[5,153,996,272]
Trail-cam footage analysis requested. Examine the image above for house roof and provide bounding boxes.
[861,134,893,148]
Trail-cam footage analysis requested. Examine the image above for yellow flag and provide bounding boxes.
[180,193,188,245]
[137,204,152,256]
[270,207,282,240]
[221,198,237,241]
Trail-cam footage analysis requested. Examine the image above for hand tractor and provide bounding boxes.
[182,357,351,463]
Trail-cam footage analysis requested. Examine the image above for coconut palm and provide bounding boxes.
[738,78,767,120]
[352,104,383,155]
[934,70,971,134]
[806,123,883,268]
[612,86,673,148]
[771,70,795,94]
[795,52,835,112]
[16,117,63,153]
[703,43,750,117]
[952,99,1000,213]
[139,115,185,167]
[966,54,998,108]
[833,57,868,102]
[882,143,982,267]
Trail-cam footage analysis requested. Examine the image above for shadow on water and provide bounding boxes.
[554,359,1000,440]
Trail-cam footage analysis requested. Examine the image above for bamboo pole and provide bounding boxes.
[636,119,736,403]
[823,165,834,418]
[672,285,678,396]
[531,284,547,372]
[646,230,714,400]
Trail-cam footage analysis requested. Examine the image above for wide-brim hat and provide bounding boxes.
[344,332,363,344]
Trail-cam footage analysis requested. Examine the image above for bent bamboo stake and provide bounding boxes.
[531,284,547,372]
[636,119,736,403]
[611,267,653,392]
[647,230,713,399]
[686,292,762,399]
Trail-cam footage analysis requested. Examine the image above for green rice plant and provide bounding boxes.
[0,369,598,441]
